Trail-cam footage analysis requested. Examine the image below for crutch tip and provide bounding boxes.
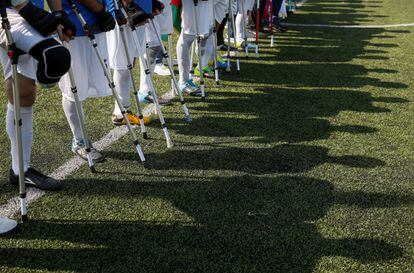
[142,132,149,140]
[89,166,97,173]
[215,81,220,85]
[167,141,174,149]
[142,161,149,169]
[21,215,29,223]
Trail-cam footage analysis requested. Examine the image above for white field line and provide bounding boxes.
[284,22,414,29]
[0,103,157,219]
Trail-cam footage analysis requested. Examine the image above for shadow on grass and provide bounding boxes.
[170,88,406,143]
[0,175,411,272]
[107,144,385,174]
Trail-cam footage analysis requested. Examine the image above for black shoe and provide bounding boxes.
[9,168,62,191]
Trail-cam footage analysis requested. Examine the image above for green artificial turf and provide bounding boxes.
[1,0,414,272]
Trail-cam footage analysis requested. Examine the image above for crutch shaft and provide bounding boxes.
[1,8,28,222]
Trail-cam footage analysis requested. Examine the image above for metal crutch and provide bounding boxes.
[68,0,147,166]
[229,0,241,72]
[113,0,149,139]
[193,0,206,99]
[131,26,174,148]
[1,6,27,224]
[240,0,249,58]
[64,42,96,172]
[149,18,192,122]
[211,0,220,84]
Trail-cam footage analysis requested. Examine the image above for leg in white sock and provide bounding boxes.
[236,11,244,44]
[177,32,195,84]
[201,33,214,68]
[62,96,83,143]
[113,69,131,117]
[6,103,33,175]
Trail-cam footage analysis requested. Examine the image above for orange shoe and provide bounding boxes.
[112,111,151,126]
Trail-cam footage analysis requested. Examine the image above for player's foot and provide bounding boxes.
[138,92,173,105]
[194,66,214,78]
[154,63,171,76]
[72,139,105,163]
[236,41,257,50]
[179,79,206,97]
[9,167,62,191]
[112,111,152,126]
[216,56,228,69]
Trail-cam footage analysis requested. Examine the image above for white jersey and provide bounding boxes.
[181,0,214,36]
[214,0,228,23]
[106,24,140,70]
[59,33,111,101]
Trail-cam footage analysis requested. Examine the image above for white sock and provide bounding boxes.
[177,32,195,83]
[201,33,213,68]
[113,69,131,117]
[236,11,244,43]
[139,55,151,96]
[6,103,33,175]
[62,96,83,143]
[139,45,159,96]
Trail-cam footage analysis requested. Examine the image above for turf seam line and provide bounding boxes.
[0,102,158,219]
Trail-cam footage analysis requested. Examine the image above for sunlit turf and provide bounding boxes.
[1,0,414,272]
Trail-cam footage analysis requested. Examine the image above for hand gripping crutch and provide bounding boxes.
[229,0,241,72]
[193,0,206,99]
[1,7,27,222]
[64,43,96,172]
[255,0,260,56]
[69,0,147,166]
[210,0,220,84]
[269,0,274,47]
[113,0,148,139]
[149,18,192,122]
[130,27,174,148]
[240,0,249,58]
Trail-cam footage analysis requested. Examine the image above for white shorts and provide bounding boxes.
[0,9,44,81]
[146,18,161,47]
[158,0,174,35]
[181,0,214,36]
[214,0,228,23]
[238,0,255,13]
[59,33,111,101]
[106,25,140,70]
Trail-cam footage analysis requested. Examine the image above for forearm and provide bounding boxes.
[76,0,104,12]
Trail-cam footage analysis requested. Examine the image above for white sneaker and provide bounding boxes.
[154,63,171,76]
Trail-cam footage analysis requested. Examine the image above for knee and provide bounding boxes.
[29,39,71,86]
[6,75,37,107]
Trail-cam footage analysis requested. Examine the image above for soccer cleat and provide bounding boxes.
[112,111,151,126]
[179,79,206,97]
[138,92,173,105]
[154,63,171,76]
[194,65,214,78]
[216,56,228,69]
[72,139,105,163]
[9,167,62,191]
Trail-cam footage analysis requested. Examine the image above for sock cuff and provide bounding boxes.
[20,106,34,114]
